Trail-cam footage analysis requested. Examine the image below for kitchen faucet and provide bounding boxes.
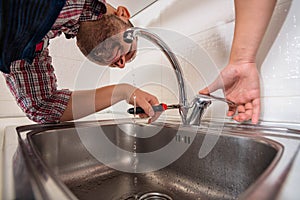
[123,27,235,125]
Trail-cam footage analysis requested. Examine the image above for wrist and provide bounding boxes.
[119,83,136,101]
[229,50,256,65]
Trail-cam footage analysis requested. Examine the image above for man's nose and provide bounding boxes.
[114,55,126,68]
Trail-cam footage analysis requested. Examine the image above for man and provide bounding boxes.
[3,0,159,124]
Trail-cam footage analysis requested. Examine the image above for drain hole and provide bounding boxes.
[139,192,173,200]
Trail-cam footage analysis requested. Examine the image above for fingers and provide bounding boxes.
[231,101,260,124]
[132,89,158,117]
[251,98,260,124]
[199,87,210,95]
[137,101,155,117]
[137,105,162,124]
[199,77,223,95]
[233,104,252,122]
[199,78,222,95]
[134,90,160,119]
[138,113,149,118]
[227,103,237,117]
[136,95,163,123]
[147,111,162,124]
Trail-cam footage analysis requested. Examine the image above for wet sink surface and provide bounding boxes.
[25,122,280,200]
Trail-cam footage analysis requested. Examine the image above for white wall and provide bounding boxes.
[1,0,299,124]
[260,0,300,123]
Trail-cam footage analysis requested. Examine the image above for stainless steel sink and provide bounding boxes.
[13,119,300,200]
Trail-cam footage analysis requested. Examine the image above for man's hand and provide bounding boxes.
[199,62,260,124]
[126,85,160,123]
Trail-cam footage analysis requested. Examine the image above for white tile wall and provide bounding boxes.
[260,0,300,122]
[109,0,157,17]
[49,36,111,91]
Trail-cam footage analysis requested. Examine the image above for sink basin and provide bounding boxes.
[13,120,300,200]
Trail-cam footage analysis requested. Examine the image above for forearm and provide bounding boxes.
[230,0,276,64]
[61,84,134,121]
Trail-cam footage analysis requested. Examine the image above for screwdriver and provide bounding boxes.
[127,103,180,114]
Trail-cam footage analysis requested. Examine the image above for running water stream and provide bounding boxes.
[132,93,139,199]
[132,95,138,172]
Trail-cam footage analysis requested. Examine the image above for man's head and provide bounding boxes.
[76,4,137,68]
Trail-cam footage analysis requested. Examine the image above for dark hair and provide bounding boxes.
[76,14,133,65]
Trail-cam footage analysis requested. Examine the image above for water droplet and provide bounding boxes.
[133,94,137,118]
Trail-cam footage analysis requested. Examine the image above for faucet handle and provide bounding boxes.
[183,94,236,125]
[196,94,236,107]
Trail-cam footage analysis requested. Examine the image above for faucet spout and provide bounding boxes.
[123,27,189,113]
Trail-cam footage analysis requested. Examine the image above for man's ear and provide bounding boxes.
[116,6,130,19]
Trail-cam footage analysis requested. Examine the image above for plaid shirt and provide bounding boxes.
[3,0,106,123]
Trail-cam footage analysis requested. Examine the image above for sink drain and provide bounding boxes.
[139,192,173,200]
